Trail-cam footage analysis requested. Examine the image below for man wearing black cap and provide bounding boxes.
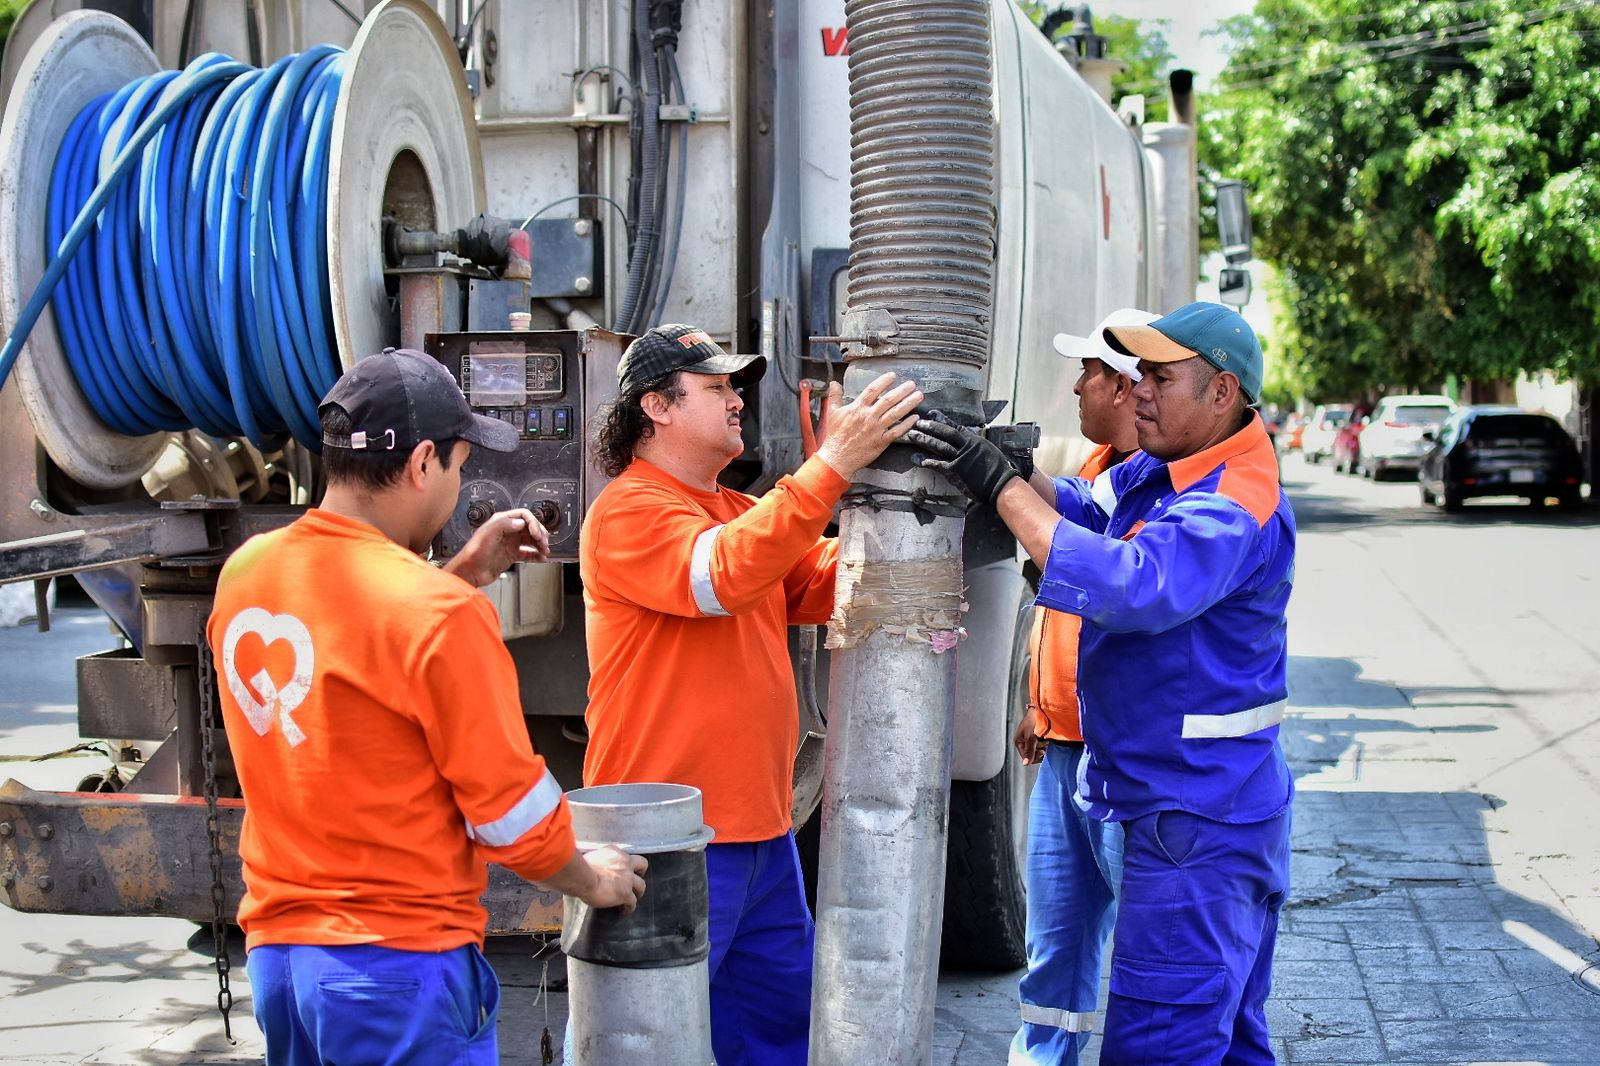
[580,324,923,1066]
[209,349,647,1066]
[909,303,1294,1066]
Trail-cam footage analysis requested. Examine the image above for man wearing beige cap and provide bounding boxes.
[911,302,1294,1065]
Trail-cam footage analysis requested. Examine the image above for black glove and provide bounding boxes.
[906,418,1019,506]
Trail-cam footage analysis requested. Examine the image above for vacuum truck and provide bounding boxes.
[0,0,1206,987]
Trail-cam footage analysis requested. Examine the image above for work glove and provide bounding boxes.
[906,417,1018,506]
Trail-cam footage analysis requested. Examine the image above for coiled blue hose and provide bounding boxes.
[0,47,347,450]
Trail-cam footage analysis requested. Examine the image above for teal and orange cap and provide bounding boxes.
[1102,301,1263,405]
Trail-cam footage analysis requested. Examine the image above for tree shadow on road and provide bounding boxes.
[1287,653,1520,712]
[1275,665,1600,1062]
[0,931,259,1064]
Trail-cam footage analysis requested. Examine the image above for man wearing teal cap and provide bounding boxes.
[909,302,1294,1065]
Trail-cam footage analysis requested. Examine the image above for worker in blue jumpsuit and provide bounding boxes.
[909,301,1294,1065]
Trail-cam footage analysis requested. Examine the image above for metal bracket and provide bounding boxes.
[836,308,902,359]
[0,514,213,587]
[0,780,562,933]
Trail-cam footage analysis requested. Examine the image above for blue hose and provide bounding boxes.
[0,48,348,451]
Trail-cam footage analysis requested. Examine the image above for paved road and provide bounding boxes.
[2,455,1599,1063]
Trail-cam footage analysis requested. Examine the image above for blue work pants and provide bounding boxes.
[1011,740,1124,1065]
[246,942,500,1066]
[1100,807,1291,1066]
[704,833,815,1065]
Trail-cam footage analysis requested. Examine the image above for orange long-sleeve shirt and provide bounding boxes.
[208,509,575,952]
[1028,444,1122,742]
[580,455,847,842]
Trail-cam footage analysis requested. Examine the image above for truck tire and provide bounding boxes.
[940,607,1033,971]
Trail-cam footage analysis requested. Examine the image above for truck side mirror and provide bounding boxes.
[1218,267,1251,307]
[1215,179,1253,264]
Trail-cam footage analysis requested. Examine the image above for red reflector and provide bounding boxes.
[1463,478,1477,485]
[1566,477,1579,484]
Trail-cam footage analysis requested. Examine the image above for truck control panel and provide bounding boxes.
[426,329,622,562]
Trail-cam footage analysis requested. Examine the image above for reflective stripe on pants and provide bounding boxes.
[1010,742,1122,1066]
[1019,1003,1095,1033]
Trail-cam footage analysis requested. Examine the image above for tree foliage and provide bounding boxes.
[1023,3,1177,121]
[1206,0,1600,400]
[0,1,28,47]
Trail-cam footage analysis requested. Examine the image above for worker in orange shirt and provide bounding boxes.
[579,324,923,1066]
[1009,309,1155,1065]
[209,349,646,1066]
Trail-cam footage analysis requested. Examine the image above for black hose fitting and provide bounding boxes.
[561,848,710,969]
[649,0,685,49]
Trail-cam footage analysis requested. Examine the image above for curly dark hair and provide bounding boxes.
[320,405,458,491]
[591,371,686,478]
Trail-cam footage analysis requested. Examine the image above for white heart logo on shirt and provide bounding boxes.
[221,608,315,747]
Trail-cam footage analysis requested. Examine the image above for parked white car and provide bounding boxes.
[1301,404,1354,463]
[1356,394,1458,479]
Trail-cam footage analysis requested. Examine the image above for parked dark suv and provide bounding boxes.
[1419,406,1584,512]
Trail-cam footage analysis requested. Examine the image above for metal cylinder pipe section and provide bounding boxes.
[560,783,714,1065]
[811,0,998,1062]
[811,471,966,1063]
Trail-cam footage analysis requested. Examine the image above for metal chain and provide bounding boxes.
[532,932,556,1065]
[195,630,236,1042]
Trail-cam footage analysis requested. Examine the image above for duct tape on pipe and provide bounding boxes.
[825,556,965,651]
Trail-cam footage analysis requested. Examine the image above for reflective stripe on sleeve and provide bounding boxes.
[468,771,565,847]
[1090,469,1120,519]
[1019,1002,1095,1033]
[1181,698,1288,739]
[689,524,730,617]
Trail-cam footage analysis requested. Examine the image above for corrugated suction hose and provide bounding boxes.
[844,0,997,366]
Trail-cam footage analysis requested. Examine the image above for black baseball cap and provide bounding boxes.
[319,348,518,453]
[617,323,766,393]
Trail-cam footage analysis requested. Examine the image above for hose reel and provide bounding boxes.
[0,0,484,489]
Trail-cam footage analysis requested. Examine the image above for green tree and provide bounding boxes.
[1,0,29,46]
[1024,3,1177,121]
[1207,0,1600,400]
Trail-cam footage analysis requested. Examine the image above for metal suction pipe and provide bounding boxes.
[561,783,714,1065]
[810,1,997,1062]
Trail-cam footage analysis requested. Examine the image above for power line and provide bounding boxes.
[1217,3,1598,91]
[1232,0,1521,32]
[1219,0,1598,77]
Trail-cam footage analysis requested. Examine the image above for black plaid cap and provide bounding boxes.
[617,323,767,393]
[319,348,518,454]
